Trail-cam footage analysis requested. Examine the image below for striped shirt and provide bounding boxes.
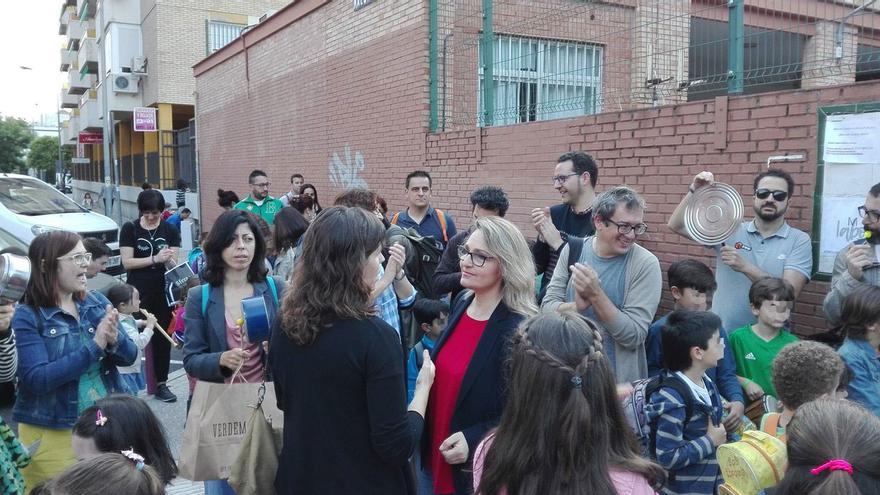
[0,331,17,383]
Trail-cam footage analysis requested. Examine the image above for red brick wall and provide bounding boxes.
[193,0,880,336]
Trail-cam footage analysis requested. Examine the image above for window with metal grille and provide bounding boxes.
[207,21,245,54]
[479,35,603,126]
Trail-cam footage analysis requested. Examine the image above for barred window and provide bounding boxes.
[207,21,245,54]
[479,35,603,126]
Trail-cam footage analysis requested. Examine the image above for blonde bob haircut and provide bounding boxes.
[470,216,538,318]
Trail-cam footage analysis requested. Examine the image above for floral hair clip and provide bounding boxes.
[95,409,108,426]
[121,448,145,471]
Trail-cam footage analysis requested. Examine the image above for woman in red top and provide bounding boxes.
[424,216,538,495]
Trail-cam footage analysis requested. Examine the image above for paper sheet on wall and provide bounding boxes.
[819,195,867,274]
[823,112,880,164]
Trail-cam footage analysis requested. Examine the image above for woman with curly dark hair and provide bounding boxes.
[269,206,435,495]
[216,189,239,211]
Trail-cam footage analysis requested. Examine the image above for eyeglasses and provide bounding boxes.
[458,245,495,267]
[57,252,92,266]
[604,219,648,236]
[755,189,788,202]
[552,173,579,185]
[252,182,271,188]
[858,205,880,222]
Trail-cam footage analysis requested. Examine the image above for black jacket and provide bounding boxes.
[422,295,526,494]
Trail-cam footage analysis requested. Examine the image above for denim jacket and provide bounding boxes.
[12,291,137,428]
[838,337,880,417]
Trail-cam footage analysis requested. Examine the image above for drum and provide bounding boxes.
[241,295,271,343]
[744,395,779,425]
[718,430,787,495]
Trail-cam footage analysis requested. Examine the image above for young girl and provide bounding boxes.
[836,285,880,416]
[107,284,155,396]
[473,312,664,495]
[31,451,165,495]
[774,399,880,494]
[71,395,178,485]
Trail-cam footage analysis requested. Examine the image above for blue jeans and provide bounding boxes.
[415,452,434,495]
[204,479,236,495]
[119,371,145,396]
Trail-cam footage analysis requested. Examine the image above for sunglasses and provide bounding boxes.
[755,189,788,202]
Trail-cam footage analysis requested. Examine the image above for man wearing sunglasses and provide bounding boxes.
[668,170,812,332]
[824,183,880,324]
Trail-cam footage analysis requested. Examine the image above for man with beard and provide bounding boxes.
[668,170,812,331]
[532,151,599,301]
[823,183,880,324]
[234,169,284,224]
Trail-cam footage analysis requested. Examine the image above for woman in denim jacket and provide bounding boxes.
[837,285,880,417]
[11,231,137,490]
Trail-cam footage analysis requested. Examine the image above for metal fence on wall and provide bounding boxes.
[429,0,880,132]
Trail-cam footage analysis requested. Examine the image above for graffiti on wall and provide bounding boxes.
[329,144,368,189]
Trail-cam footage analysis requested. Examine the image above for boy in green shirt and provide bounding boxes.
[729,277,798,401]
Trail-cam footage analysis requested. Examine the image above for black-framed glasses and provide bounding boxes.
[551,173,579,185]
[604,219,648,236]
[458,245,494,267]
[858,205,880,222]
[251,182,271,188]
[755,188,788,202]
[57,252,92,266]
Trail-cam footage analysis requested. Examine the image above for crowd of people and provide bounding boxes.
[0,151,879,495]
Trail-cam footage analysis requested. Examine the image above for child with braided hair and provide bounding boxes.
[473,312,664,495]
[646,310,727,495]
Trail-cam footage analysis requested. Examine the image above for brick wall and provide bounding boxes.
[193,0,880,336]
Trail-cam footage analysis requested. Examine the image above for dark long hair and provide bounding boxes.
[73,395,178,484]
[201,210,267,286]
[273,207,309,251]
[775,399,880,495]
[840,285,880,340]
[280,206,384,345]
[24,231,83,308]
[299,183,322,212]
[476,312,664,495]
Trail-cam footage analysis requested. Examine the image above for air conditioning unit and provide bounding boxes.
[131,57,147,75]
[259,9,277,22]
[111,73,138,93]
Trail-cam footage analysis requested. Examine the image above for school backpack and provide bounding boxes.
[621,373,695,458]
[386,227,444,300]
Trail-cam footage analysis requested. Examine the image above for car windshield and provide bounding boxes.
[0,177,84,215]
[0,228,27,253]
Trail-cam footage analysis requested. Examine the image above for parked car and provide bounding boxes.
[0,173,123,275]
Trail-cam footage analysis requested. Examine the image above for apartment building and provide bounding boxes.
[58,0,288,212]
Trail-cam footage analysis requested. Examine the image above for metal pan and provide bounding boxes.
[683,182,744,246]
[0,253,31,304]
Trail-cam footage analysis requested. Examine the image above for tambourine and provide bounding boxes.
[683,182,744,246]
[241,295,271,343]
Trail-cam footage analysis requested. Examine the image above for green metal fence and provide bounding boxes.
[429,0,880,132]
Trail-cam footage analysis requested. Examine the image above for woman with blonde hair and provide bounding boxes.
[422,216,538,495]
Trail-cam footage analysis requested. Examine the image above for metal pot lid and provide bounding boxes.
[683,182,744,246]
[0,253,31,304]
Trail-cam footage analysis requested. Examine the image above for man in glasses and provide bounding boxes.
[234,169,284,225]
[668,169,812,332]
[532,151,599,302]
[542,186,662,383]
[824,182,880,324]
[83,237,120,295]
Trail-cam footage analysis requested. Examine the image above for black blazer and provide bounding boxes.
[422,294,525,495]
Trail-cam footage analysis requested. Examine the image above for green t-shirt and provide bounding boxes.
[729,324,799,399]
[234,195,284,225]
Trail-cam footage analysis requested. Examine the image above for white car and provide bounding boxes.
[0,173,123,275]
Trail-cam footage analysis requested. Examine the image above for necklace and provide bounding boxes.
[140,218,160,241]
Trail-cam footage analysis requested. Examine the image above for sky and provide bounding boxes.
[0,2,67,122]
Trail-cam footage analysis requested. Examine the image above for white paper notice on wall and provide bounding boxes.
[819,195,869,274]
[823,112,880,164]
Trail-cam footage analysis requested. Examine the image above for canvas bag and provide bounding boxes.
[179,380,284,481]
[228,382,284,495]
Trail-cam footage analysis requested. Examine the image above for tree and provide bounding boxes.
[27,136,70,183]
[0,117,32,173]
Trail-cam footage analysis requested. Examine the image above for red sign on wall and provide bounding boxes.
[78,131,103,144]
[134,107,157,132]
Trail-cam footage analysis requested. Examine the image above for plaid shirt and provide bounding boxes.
[375,266,417,337]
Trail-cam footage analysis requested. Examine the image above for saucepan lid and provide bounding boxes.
[683,182,744,246]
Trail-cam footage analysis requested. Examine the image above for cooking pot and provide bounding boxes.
[0,253,31,304]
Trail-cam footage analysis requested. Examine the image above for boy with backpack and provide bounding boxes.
[406,298,449,403]
[646,310,727,495]
[646,259,746,431]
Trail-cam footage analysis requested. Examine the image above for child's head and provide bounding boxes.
[661,310,724,372]
[412,298,449,340]
[32,452,164,495]
[667,259,717,311]
[106,284,139,314]
[476,312,664,495]
[749,277,794,329]
[840,285,880,342]
[772,341,844,411]
[72,395,178,484]
[774,399,880,495]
